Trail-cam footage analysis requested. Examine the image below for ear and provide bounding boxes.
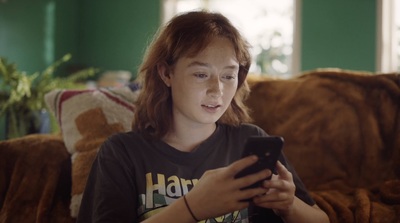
[157,63,171,87]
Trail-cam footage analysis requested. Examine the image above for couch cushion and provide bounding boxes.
[45,84,139,218]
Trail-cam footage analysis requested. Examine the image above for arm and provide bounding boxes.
[77,140,138,222]
[141,196,197,223]
[252,161,330,223]
[143,155,271,222]
[280,199,329,223]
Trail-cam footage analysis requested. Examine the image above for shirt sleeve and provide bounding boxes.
[279,153,315,205]
[76,137,138,223]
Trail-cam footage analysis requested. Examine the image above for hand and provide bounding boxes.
[252,161,296,217]
[184,155,271,220]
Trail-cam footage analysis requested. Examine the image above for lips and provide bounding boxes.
[201,104,221,112]
[203,104,220,108]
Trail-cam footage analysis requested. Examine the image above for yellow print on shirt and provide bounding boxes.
[137,173,248,222]
[144,173,199,208]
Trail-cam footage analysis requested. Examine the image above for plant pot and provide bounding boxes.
[5,109,51,139]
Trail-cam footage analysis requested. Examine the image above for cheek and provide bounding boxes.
[223,85,238,101]
[227,81,238,94]
[172,84,202,102]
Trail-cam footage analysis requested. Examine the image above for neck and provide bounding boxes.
[162,123,217,152]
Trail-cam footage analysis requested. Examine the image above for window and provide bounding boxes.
[377,0,400,73]
[162,0,298,78]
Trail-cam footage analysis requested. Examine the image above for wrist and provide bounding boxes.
[183,195,200,222]
[273,199,296,218]
[274,206,294,218]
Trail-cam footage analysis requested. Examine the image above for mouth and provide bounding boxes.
[202,104,221,109]
[201,104,222,113]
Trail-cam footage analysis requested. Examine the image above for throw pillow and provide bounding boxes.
[45,85,139,218]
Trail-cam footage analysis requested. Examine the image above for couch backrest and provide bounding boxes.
[245,69,400,190]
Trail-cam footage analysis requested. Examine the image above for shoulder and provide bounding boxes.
[240,123,269,135]
[108,130,144,142]
[104,131,140,146]
[96,131,156,169]
[218,123,269,139]
[98,131,149,155]
[221,123,267,134]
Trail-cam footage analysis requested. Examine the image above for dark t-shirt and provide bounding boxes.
[77,123,314,223]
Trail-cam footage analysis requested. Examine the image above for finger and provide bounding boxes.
[237,187,268,202]
[263,176,295,193]
[275,161,293,181]
[254,190,291,203]
[227,155,258,177]
[253,197,292,210]
[236,168,272,189]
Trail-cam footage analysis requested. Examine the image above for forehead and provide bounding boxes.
[182,37,238,64]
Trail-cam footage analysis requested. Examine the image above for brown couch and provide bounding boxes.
[1,69,399,223]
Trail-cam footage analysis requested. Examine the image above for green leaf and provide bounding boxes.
[0,54,98,138]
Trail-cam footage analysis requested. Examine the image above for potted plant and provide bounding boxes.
[0,54,97,139]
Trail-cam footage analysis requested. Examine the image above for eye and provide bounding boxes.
[194,73,208,79]
[222,74,237,80]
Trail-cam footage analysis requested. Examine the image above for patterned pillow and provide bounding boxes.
[44,84,140,218]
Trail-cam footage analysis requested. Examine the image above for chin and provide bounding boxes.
[197,116,221,125]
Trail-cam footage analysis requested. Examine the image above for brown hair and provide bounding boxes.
[133,10,252,138]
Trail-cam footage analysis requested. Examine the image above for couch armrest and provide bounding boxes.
[0,134,74,222]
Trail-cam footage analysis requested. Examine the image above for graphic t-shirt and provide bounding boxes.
[77,123,314,223]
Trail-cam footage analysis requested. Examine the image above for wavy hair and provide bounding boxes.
[133,10,252,138]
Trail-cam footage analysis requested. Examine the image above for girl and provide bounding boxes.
[77,10,329,223]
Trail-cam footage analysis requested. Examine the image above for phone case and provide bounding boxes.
[235,136,284,190]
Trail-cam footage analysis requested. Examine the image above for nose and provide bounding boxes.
[207,76,223,98]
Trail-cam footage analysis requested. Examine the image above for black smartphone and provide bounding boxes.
[235,136,284,190]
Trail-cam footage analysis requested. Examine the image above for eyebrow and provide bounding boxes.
[187,61,239,70]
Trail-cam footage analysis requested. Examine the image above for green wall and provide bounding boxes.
[301,0,377,72]
[0,0,80,73]
[77,0,160,76]
[0,0,160,76]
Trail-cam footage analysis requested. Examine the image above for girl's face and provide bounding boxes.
[160,37,239,129]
